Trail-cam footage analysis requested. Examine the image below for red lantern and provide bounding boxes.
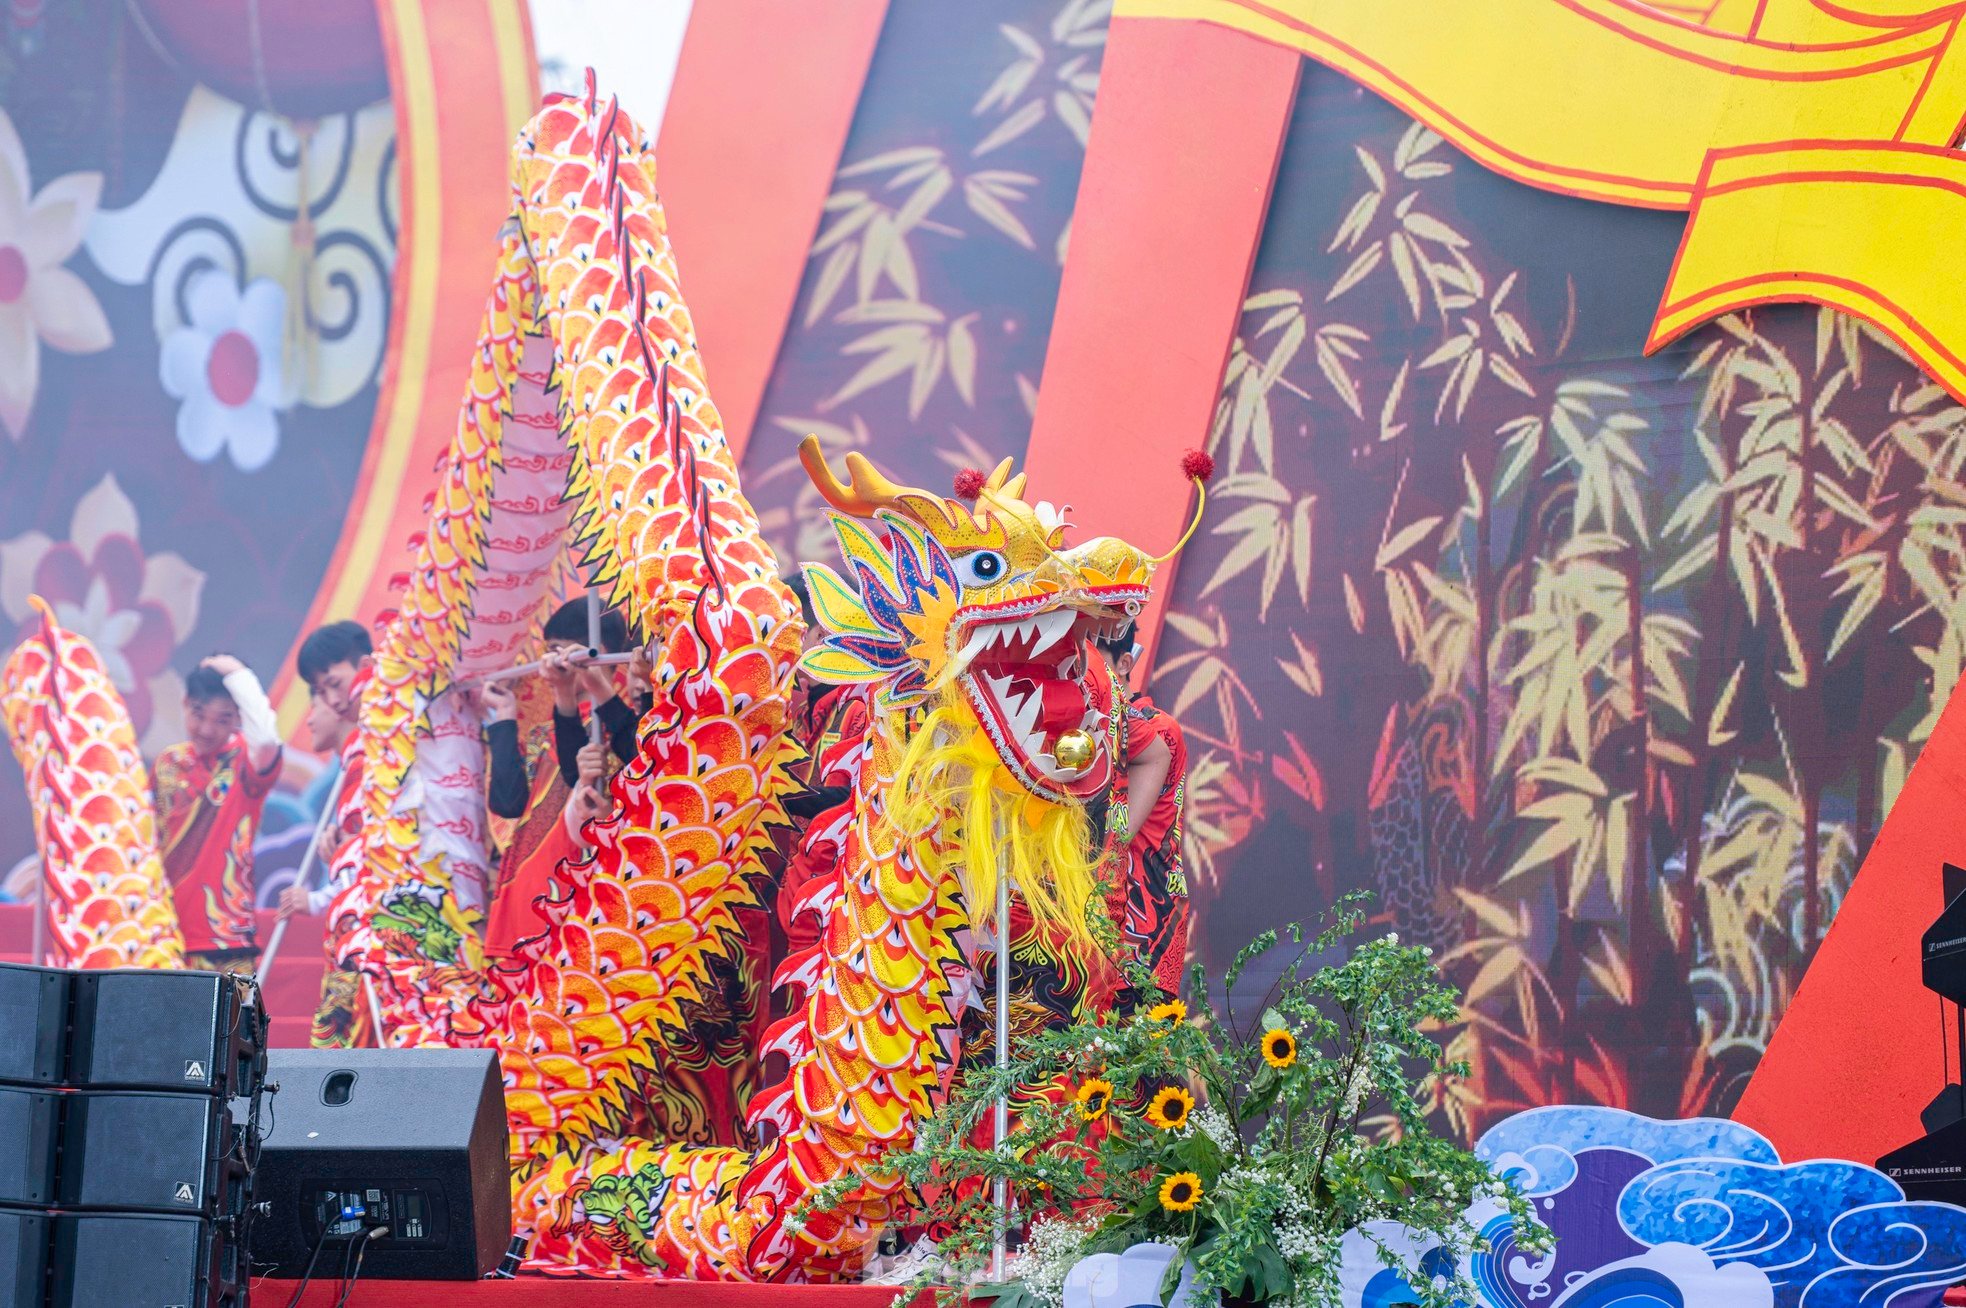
[128,0,390,119]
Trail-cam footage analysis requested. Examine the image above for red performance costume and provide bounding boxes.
[153,666,283,965]
[1117,693,1191,996]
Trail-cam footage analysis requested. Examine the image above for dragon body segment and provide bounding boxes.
[1,600,185,969]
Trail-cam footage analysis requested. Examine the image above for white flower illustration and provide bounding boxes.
[0,107,114,439]
[159,271,289,472]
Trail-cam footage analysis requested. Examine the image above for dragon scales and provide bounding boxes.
[326,80,1182,1279]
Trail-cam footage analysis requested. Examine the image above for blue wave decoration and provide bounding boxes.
[1336,1106,1966,1308]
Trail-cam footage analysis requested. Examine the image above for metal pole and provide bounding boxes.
[256,764,349,978]
[992,865,1010,1279]
[364,975,387,1048]
[30,859,45,967]
[444,650,634,693]
[584,591,604,752]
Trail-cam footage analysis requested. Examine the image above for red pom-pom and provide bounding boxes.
[953,468,987,501]
[1181,449,1216,484]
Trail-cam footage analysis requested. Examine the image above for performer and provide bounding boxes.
[281,619,375,1046]
[480,598,642,958]
[540,598,650,784]
[1094,622,1191,997]
[151,654,283,972]
[297,693,347,823]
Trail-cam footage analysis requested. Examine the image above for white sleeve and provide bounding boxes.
[222,667,281,752]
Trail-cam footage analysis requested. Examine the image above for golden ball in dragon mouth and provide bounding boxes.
[1053,729,1096,773]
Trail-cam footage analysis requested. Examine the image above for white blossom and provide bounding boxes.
[1194,1106,1238,1151]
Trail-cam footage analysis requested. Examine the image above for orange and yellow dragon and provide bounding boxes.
[4,79,1185,1280]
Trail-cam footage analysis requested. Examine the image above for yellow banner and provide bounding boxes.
[1115,0,1966,207]
[1650,141,1966,396]
[1117,0,1966,402]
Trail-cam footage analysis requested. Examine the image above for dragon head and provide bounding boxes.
[795,436,1177,805]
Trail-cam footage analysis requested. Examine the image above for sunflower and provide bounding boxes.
[1148,999,1187,1025]
[1158,1171,1203,1212]
[1144,1085,1194,1131]
[1261,1027,1297,1069]
[1074,1077,1114,1121]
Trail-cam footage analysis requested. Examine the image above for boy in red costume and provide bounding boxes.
[281,620,375,1046]
[152,655,284,971]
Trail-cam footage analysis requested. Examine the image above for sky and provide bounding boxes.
[528,0,695,134]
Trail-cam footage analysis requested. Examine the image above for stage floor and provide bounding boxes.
[282,1281,931,1306]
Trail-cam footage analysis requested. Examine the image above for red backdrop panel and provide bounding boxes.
[1734,681,1966,1163]
[656,0,890,465]
[1022,16,1300,677]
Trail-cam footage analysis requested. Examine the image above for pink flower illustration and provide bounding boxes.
[159,272,289,471]
[0,474,206,750]
[0,107,114,439]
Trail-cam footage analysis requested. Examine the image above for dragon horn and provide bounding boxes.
[980,456,1028,502]
[799,435,923,517]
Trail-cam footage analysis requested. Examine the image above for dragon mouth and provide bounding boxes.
[951,593,1137,801]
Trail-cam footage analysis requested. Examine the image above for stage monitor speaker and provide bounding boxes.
[59,1090,245,1217]
[0,963,70,1087]
[254,1048,510,1280]
[47,1211,239,1308]
[68,970,261,1097]
[0,1207,48,1308]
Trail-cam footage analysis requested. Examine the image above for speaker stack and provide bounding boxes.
[0,963,267,1308]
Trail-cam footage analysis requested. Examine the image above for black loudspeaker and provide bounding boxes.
[47,1211,240,1308]
[0,964,70,1086]
[0,1087,58,1207]
[255,1048,511,1280]
[60,1090,246,1217]
[0,1207,48,1308]
[68,970,261,1098]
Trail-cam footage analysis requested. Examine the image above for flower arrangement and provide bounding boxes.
[832,895,1548,1307]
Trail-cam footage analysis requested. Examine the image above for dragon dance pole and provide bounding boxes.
[30,857,45,966]
[444,650,634,692]
[255,763,349,978]
[992,865,1010,1279]
[585,591,604,753]
[364,975,387,1048]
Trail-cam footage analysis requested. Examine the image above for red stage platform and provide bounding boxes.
[281,1282,930,1306]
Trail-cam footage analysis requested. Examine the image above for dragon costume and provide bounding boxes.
[3,77,1195,1280]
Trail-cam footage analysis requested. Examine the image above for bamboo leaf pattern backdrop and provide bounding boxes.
[1149,65,1953,1137]
[737,0,1109,566]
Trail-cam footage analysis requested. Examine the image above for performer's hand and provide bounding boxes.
[201,654,245,677]
[277,884,310,919]
[480,680,517,724]
[576,739,606,786]
[562,781,605,840]
[315,822,339,862]
[543,649,581,714]
[627,644,655,693]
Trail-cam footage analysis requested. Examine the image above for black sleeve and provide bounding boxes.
[784,784,851,821]
[552,709,585,788]
[596,695,640,766]
[483,720,530,819]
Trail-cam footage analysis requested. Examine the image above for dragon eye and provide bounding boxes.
[955,551,1007,588]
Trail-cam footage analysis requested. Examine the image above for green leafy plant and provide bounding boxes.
[806,894,1546,1306]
